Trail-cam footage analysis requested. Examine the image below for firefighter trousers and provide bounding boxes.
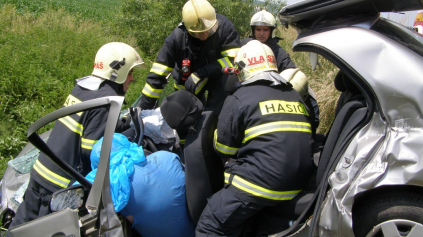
[195,185,267,237]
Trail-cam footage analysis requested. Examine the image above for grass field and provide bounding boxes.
[1,0,122,20]
[0,2,143,175]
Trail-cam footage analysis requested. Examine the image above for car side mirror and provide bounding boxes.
[50,185,86,212]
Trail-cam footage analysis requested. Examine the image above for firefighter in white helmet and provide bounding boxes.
[241,10,296,72]
[136,0,240,115]
[8,42,146,230]
[196,40,314,236]
[241,10,320,136]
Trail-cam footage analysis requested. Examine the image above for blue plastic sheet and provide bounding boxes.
[120,151,195,237]
[85,133,146,212]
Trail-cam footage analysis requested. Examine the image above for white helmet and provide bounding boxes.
[280,68,309,101]
[182,0,218,37]
[251,10,276,38]
[92,42,146,84]
[250,10,277,28]
[234,40,278,83]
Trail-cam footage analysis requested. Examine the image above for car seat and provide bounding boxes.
[184,111,224,223]
[160,90,224,224]
[250,70,368,236]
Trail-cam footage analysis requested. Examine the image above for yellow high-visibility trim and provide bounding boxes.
[142,83,163,99]
[81,137,97,150]
[191,74,201,83]
[221,48,239,58]
[58,116,83,136]
[194,77,208,95]
[150,63,173,76]
[225,173,301,200]
[243,121,311,143]
[174,83,185,90]
[214,130,238,155]
[63,94,83,116]
[33,160,70,188]
[217,57,233,68]
[259,100,309,116]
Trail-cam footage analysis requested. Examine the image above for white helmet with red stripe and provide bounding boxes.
[234,40,281,84]
[92,42,146,84]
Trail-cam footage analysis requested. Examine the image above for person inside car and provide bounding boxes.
[195,40,314,237]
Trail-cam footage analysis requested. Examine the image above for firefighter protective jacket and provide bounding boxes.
[140,13,240,110]
[242,37,320,136]
[214,81,314,205]
[241,37,296,73]
[31,80,123,192]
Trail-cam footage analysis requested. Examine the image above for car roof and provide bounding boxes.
[279,0,423,27]
[288,11,423,130]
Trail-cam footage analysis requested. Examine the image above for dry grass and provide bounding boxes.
[277,26,340,134]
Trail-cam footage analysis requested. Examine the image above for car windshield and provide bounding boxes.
[372,17,423,57]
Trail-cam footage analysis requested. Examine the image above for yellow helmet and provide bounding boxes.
[280,68,309,101]
[182,0,218,37]
[92,42,146,84]
[234,40,278,82]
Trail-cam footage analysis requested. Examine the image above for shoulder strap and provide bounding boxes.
[175,23,189,59]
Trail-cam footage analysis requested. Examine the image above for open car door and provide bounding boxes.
[7,96,125,237]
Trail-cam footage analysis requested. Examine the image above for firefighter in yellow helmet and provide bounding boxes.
[7,42,146,230]
[136,0,240,115]
[196,40,314,236]
[241,10,320,136]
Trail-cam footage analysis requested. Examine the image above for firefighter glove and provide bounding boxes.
[185,71,207,95]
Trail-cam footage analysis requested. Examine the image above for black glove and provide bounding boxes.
[115,114,132,133]
[185,70,207,95]
[129,107,144,146]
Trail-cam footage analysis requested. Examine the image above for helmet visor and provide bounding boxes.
[188,21,218,39]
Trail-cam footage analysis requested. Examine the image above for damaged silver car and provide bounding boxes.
[1,0,423,236]
[253,0,423,236]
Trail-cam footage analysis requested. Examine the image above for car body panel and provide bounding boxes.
[290,9,423,237]
[295,26,423,120]
[279,0,423,27]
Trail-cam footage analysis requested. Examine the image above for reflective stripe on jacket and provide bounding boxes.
[31,80,121,192]
[214,81,314,202]
[140,13,240,109]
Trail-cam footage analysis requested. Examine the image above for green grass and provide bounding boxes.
[1,0,122,21]
[0,3,148,176]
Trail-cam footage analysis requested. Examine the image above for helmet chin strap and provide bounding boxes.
[109,58,126,82]
[110,72,118,82]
